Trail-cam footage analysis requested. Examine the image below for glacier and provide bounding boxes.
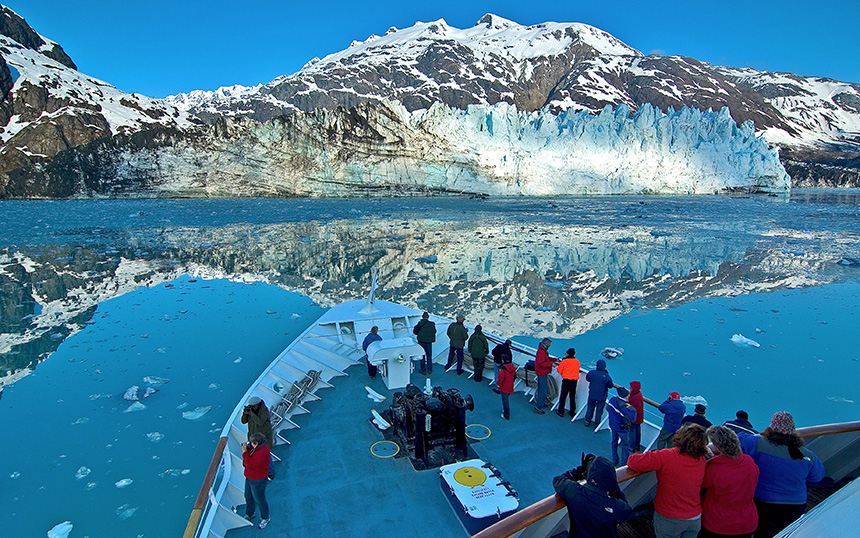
[10,100,789,197]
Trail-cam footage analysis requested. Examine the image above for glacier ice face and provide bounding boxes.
[20,100,788,198]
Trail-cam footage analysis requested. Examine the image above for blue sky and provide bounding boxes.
[7,0,859,98]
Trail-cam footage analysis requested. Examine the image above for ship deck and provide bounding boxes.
[226,361,611,537]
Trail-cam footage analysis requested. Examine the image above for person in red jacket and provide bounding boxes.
[533,337,554,415]
[242,432,271,529]
[628,381,645,453]
[555,348,580,418]
[627,424,709,538]
[700,425,759,538]
[498,356,517,420]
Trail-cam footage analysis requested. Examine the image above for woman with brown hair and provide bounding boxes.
[627,424,709,538]
[738,411,825,538]
[700,425,759,538]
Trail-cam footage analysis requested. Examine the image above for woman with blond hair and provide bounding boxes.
[700,425,759,538]
[627,424,709,538]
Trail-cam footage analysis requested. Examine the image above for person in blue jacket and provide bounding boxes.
[553,455,634,538]
[362,326,383,379]
[656,391,686,449]
[583,359,613,427]
[606,387,637,467]
[738,411,825,538]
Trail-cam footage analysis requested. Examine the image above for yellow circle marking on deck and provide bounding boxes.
[465,423,491,440]
[370,440,400,458]
[454,467,486,487]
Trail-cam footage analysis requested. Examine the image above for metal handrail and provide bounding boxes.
[471,420,860,538]
[183,436,228,538]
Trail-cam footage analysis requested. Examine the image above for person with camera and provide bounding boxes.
[553,453,635,537]
[242,432,271,529]
[241,396,274,447]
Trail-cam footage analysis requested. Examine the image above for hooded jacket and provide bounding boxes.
[607,396,636,432]
[627,381,644,425]
[467,327,489,359]
[586,360,613,400]
[553,456,633,537]
[658,398,687,433]
[492,342,512,365]
[557,355,581,380]
[242,441,271,481]
[413,318,436,343]
[498,362,517,394]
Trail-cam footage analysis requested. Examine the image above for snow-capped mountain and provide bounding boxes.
[0,5,195,193]
[0,8,858,198]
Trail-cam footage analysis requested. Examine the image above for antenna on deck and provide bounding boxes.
[359,267,381,315]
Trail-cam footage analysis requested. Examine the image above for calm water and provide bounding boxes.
[1,193,860,536]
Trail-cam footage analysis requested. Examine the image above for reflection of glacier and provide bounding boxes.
[4,203,853,393]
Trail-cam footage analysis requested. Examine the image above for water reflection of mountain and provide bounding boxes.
[3,210,857,393]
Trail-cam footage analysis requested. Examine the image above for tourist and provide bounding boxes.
[533,337,553,415]
[738,411,825,538]
[627,424,709,538]
[724,410,757,436]
[491,339,513,393]
[583,359,613,427]
[498,355,516,420]
[607,386,636,467]
[467,324,490,382]
[700,425,759,538]
[412,312,436,375]
[555,347,580,418]
[445,315,469,375]
[628,380,644,453]
[553,455,634,537]
[241,396,274,448]
[681,403,712,429]
[362,325,383,379]
[656,392,686,449]
[242,432,271,529]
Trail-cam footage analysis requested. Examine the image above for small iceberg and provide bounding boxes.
[124,402,147,413]
[182,406,212,420]
[116,504,138,520]
[48,521,73,538]
[681,395,708,407]
[114,478,133,488]
[147,432,164,443]
[143,375,170,385]
[75,466,91,480]
[730,334,760,348]
[601,347,624,359]
[142,387,159,398]
[122,385,140,401]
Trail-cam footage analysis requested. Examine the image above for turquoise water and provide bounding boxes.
[519,281,860,429]
[1,193,859,537]
[0,276,324,537]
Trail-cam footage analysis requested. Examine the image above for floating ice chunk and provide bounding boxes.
[681,395,708,407]
[124,402,147,413]
[143,376,170,385]
[233,356,243,363]
[147,432,164,443]
[827,396,855,404]
[72,417,89,425]
[182,406,212,420]
[47,521,73,538]
[160,469,183,478]
[116,504,138,520]
[10,471,20,479]
[142,387,158,398]
[85,481,97,490]
[75,466,91,480]
[208,383,220,390]
[181,469,191,475]
[123,385,140,401]
[176,402,188,410]
[114,478,133,488]
[730,334,760,347]
[601,347,624,359]
[89,393,113,400]
[291,313,300,319]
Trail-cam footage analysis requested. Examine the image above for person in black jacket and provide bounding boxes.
[491,339,513,394]
[412,312,436,375]
[553,455,635,538]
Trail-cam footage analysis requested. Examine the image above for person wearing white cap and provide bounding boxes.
[242,396,274,447]
[737,411,825,538]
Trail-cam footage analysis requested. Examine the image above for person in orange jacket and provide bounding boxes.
[555,348,581,418]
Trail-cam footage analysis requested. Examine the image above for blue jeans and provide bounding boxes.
[501,392,510,419]
[611,429,630,466]
[244,477,269,520]
[418,341,433,373]
[447,346,464,373]
[493,364,500,385]
[535,374,548,409]
[585,397,606,424]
